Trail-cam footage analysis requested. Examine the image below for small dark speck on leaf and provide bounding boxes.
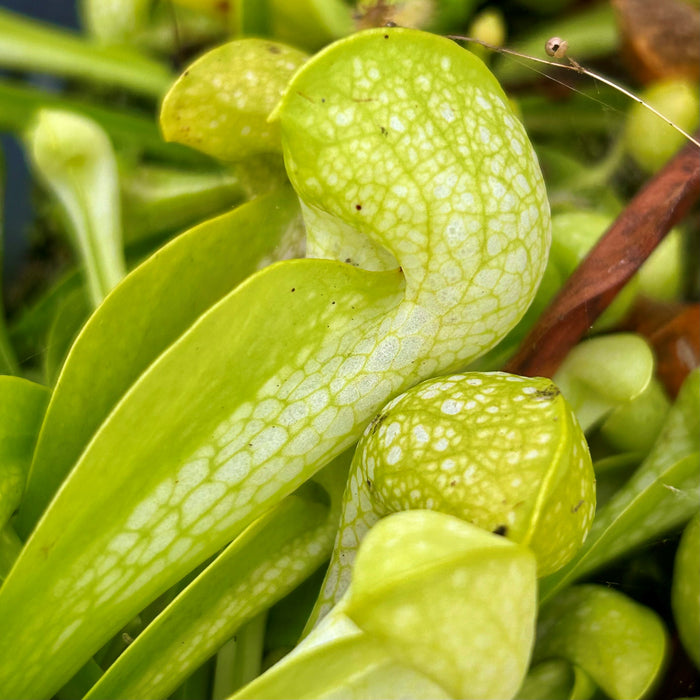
[534,385,561,400]
[331,300,336,305]
[572,499,584,513]
[291,287,296,292]
[183,70,189,77]
[493,525,508,536]
[384,34,390,38]
[366,478,373,489]
[355,204,362,211]
[267,44,281,54]
[380,126,387,135]
[449,480,457,487]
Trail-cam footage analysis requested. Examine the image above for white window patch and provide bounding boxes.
[390,115,406,132]
[441,105,455,123]
[386,445,403,465]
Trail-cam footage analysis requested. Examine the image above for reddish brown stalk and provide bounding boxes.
[506,133,700,379]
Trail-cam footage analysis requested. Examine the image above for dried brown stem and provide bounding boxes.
[506,133,700,378]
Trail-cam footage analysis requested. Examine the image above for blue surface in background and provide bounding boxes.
[1,1,80,285]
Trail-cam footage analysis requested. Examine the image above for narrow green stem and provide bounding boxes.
[214,612,272,700]
[230,612,268,694]
[170,659,215,700]
[0,8,173,99]
[212,636,239,700]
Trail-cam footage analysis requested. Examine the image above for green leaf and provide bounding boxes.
[42,287,90,386]
[672,512,700,669]
[534,585,667,699]
[0,376,50,531]
[0,260,401,699]
[540,369,700,602]
[553,334,655,432]
[27,109,126,308]
[8,269,84,370]
[161,38,307,161]
[0,29,549,698]
[0,7,172,98]
[120,164,247,246]
[83,455,348,700]
[17,188,303,536]
[310,371,594,627]
[237,510,537,699]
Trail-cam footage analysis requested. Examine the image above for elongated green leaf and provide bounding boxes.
[311,371,594,627]
[0,7,172,98]
[1,258,402,698]
[0,29,549,698]
[17,188,303,535]
[237,510,537,700]
[84,455,349,700]
[535,585,667,699]
[540,369,700,602]
[672,513,700,669]
[0,376,50,531]
[43,287,90,386]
